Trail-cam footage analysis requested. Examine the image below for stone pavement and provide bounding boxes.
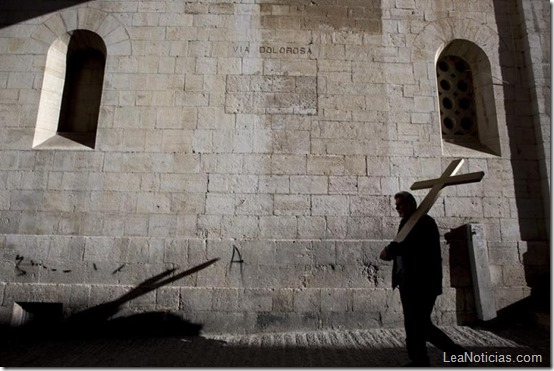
[1,324,549,367]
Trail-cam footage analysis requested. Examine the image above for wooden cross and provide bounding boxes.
[393,158,484,242]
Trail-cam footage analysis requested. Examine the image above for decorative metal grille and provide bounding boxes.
[437,55,478,140]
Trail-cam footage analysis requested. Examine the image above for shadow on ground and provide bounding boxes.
[0,332,548,367]
[472,294,550,365]
[0,257,549,367]
[0,312,549,367]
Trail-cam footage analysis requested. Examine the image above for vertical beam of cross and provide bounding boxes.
[393,159,484,242]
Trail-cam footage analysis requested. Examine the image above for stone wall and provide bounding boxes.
[0,0,549,334]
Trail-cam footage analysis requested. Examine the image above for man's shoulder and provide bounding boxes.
[419,214,438,228]
[421,214,436,222]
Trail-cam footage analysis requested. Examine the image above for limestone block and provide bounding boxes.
[87,284,130,308]
[60,172,90,191]
[206,193,234,215]
[134,238,163,263]
[178,91,210,108]
[238,289,273,311]
[160,174,207,193]
[271,154,306,175]
[250,76,273,93]
[5,235,48,260]
[10,190,43,211]
[297,216,327,239]
[226,75,250,93]
[444,197,483,218]
[350,196,389,217]
[256,265,281,288]
[358,177,381,195]
[258,175,289,194]
[3,128,33,150]
[180,287,213,311]
[498,218,522,241]
[307,156,344,175]
[158,12,193,27]
[235,194,273,215]
[326,217,347,239]
[59,214,83,235]
[195,107,235,129]
[218,58,242,75]
[162,239,189,266]
[47,235,86,262]
[293,288,320,312]
[488,264,502,286]
[274,194,310,215]
[329,176,357,194]
[304,263,345,288]
[104,27,132,51]
[83,237,125,262]
[279,265,305,288]
[221,215,259,239]
[4,283,59,303]
[313,241,336,265]
[235,240,276,265]
[207,174,245,193]
[322,109,352,121]
[251,129,272,153]
[37,260,87,285]
[102,153,143,173]
[148,214,177,237]
[290,176,328,194]
[214,154,243,174]
[140,174,161,192]
[193,57,217,76]
[335,241,363,267]
[208,130,231,153]
[101,173,139,192]
[347,217,383,240]
[494,287,531,311]
[154,286,179,310]
[242,58,264,75]
[312,195,349,216]
[212,288,239,311]
[154,107,186,129]
[272,288,294,312]
[487,243,519,265]
[321,288,350,312]
[197,215,221,238]
[352,289,388,312]
[233,130,254,153]
[7,72,33,89]
[135,192,171,213]
[274,241,312,265]
[483,197,511,218]
[501,265,527,286]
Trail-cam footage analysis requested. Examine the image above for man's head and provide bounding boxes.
[394,191,417,218]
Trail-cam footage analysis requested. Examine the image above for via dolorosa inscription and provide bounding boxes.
[232,45,313,56]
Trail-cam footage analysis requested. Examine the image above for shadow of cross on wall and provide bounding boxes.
[394,158,485,243]
[66,258,220,327]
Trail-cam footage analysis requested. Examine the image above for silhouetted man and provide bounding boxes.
[380,191,465,367]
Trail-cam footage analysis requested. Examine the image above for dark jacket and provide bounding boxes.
[389,214,443,296]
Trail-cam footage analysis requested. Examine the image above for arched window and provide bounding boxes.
[437,40,501,156]
[34,30,106,150]
[437,56,478,141]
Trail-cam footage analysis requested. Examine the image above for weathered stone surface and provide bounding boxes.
[0,0,548,335]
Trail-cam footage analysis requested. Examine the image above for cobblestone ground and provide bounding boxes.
[1,325,549,367]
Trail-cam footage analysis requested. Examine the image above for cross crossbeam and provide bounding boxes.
[393,158,485,242]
